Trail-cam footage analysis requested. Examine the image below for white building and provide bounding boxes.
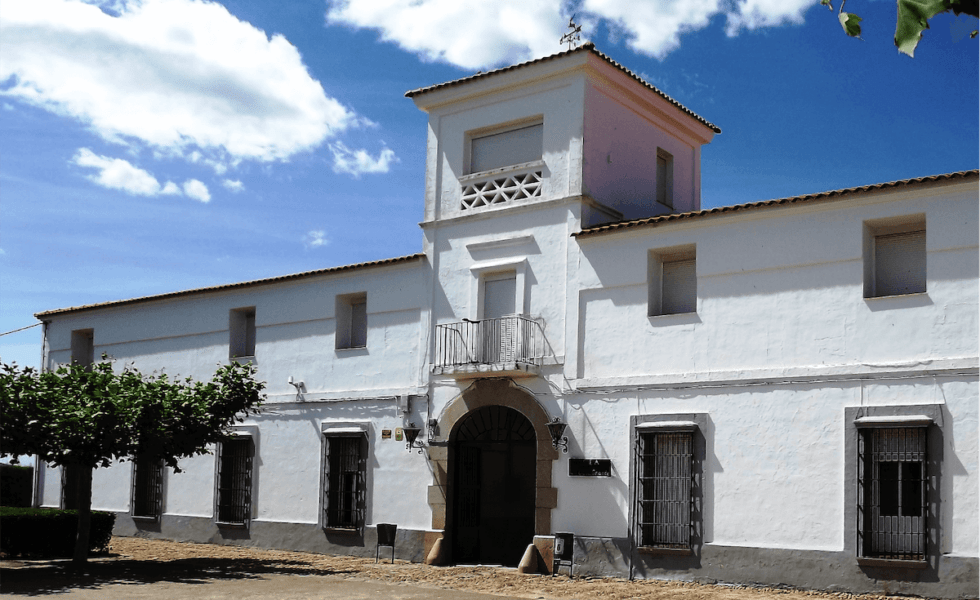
[34,45,978,598]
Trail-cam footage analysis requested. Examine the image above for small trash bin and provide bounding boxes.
[376,523,397,563]
[552,532,574,577]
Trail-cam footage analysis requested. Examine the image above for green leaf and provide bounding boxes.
[895,0,953,57]
[821,0,834,9]
[839,11,863,37]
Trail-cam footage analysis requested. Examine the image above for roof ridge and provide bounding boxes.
[405,43,720,134]
[35,253,427,318]
[574,170,979,238]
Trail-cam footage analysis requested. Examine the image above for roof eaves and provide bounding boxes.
[35,253,427,318]
[573,170,979,239]
[405,43,720,134]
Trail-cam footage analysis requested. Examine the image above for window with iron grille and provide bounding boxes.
[61,464,82,510]
[131,456,163,519]
[636,430,694,549]
[858,427,926,560]
[216,436,253,526]
[322,434,366,530]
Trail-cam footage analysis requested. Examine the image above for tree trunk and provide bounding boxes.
[71,465,93,566]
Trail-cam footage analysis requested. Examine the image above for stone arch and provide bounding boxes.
[424,378,558,563]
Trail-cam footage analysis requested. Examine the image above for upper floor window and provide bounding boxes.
[656,149,674,209]
[864,216,926,298]
[336,293,367,349]
[229,307,256,359]
[468,123,543,174]
[649,246,696,316]
[70,329,94,367]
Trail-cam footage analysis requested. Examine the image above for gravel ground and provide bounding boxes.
[1,536,910,600]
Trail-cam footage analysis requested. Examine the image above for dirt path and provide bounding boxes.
[1,536,902,600]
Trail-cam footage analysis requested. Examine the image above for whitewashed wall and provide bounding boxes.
[39,259,436,529]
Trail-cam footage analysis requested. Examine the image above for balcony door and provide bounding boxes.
[481,273,516,363]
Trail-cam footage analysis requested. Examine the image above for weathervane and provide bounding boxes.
[560,16,582,50]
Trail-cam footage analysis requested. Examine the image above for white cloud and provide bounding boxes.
[2,0,360,164]
[72,148,165,196]
[222,179,244,192]
[161,181,182,195]
[182,179,211,203]
[725,0,815,36]
[304,230,328,248]
[329,142,398,177]
[326,0,569,70]
[326,0,820,66]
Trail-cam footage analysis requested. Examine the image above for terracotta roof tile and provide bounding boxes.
[573,170,979,238]
[35,253,427,318]
[405,43,721,134]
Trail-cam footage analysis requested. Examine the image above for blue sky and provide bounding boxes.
[1,0,977,370]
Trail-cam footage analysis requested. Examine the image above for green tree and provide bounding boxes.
[823,0,979,56]
[0,359,264,566]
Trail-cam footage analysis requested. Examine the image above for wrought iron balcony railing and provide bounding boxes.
[434,315,545,370]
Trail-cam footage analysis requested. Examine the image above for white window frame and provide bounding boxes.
[630,414,706,556]
[656,148,674,209]
[336,292,368,350]
[214,428,257,528]
[863,215,926,299]
[229,307,256,359]
[469,257,528,321]
[320,423,369,532]
[648,245,697,316]
[464,118,544,176]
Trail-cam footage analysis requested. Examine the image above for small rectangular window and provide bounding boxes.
[70,329,94,367]
[61,464,83,510]
[649,246,696,316]
[229,307,256,358]
[469,123,543,174]
[858,427,926,560]
[322,434,366,530]
[216,436,253,526]
[131,456,163,520]
[336,293,368,349]
[864,216,926,298]
[656,149,673,208]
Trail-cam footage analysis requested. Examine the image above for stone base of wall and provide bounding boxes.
[112,513,429,563]
[111,515,978,600]
[570,536,979,600]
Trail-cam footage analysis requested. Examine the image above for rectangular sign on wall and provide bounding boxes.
[568,458,612,477]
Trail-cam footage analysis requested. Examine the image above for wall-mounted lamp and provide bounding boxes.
[403,422,424,454]
[547,417,569,454]
[287,376,305,393]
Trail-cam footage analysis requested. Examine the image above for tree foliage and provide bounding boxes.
[0,359,265,564]
[822,0,979,56]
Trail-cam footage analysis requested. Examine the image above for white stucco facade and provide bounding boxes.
[35,45,977,598]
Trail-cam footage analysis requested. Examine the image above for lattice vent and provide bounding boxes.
[461,170,542,210]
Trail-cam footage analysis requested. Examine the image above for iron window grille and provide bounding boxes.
[322,434,366,530]
[636,430,694,550]
[61,464,82,510]
[215,436,253,527]
[858,427,926,560]
[131,456,163,520]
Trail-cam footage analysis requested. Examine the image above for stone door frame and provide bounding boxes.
[425,378,559,563]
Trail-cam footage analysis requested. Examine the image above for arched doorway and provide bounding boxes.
[451,405,536,566]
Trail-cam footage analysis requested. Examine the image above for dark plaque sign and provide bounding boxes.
[568,458,612,477]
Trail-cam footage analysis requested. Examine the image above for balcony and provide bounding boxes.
[432,315,547,378]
